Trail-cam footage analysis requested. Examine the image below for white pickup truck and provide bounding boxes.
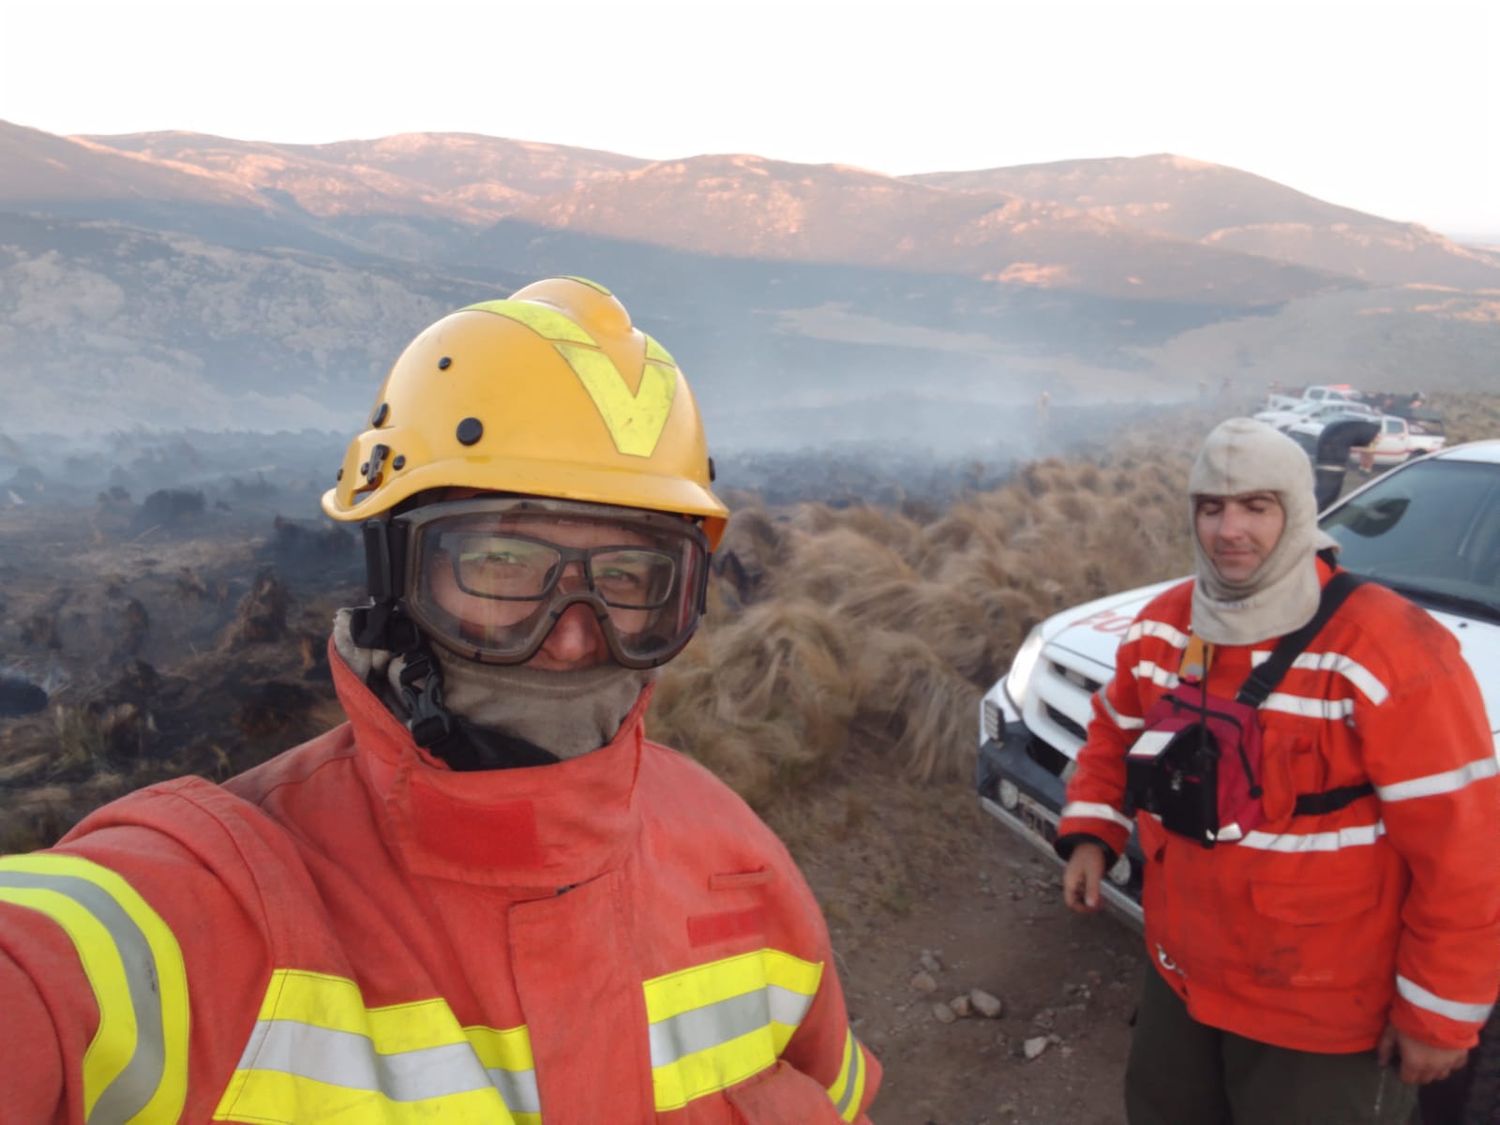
[1254,399,1378,433]
[1263,383,1366,412]
[976,441,1500,1120]
[1288,413,1448,468]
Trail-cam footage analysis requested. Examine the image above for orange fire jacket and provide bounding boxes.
[1058,565,1500,1053]
[0,646,879,1123]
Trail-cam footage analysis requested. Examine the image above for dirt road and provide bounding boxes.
[783,778,1143,1125]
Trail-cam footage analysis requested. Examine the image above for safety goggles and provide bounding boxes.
[397,496,710,668]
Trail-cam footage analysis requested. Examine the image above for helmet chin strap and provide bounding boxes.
[394,645,459,752]
[347,516,467,756]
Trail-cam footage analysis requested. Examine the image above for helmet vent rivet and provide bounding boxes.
[359,462,369,476]
[372,402,390,426]
[708,457,717,482]
[393,454,406,470]
[336,469,344,481]
[456,418,483,446]
[438,356,453,371]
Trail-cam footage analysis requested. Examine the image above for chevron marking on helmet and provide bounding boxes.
[467,300,678,457]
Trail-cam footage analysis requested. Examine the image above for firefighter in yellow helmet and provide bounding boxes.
[0,279,881,1122]
[323,276,731,766]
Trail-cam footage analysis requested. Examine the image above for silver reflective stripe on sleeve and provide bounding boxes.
[1397,975,1496,1023]
[1098,692,1145,731]
[1378,757,1500,803]
[834,1032,863,1120]
[1061,801,1134,831]
[648,985,813,1068]
[1132,662,1180,689]
[235,1019,541,1112]
[0,868,177,1123]
[643,948,825,1112]
[213,969,534,1122]
[1123,621,1189,648]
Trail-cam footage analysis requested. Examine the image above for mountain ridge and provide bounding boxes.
[2,120,1496,442]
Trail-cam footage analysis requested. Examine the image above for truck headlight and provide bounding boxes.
[981,697,1001,741]
[1004,626,1045,713]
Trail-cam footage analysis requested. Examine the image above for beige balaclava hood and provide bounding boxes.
[1189,417,1339,646]
[333,609,652,761]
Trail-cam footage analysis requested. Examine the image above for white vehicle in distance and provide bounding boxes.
[1254,399,1378,432]
[974,441,1500,1120]
[1263,382,1366,412]
[1288,413,1448,469]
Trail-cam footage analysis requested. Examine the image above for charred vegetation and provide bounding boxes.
[4,396,1489,865]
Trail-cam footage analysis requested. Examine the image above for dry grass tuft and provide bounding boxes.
[650,599,858,805]
[652,407,1213,810]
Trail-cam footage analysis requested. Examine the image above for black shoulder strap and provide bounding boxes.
[1236,570,1365,708]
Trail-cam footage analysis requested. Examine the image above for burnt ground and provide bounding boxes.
[0,496,361,848]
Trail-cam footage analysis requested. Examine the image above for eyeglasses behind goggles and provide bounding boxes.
[396,497,710,668]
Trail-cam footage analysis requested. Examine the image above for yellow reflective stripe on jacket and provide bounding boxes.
[827,1028,868,1121]
[212,969,540,1125]
[644,948,824,1111]
[0,854,189,1124]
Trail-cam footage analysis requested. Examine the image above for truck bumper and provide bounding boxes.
[977,720,1144,929]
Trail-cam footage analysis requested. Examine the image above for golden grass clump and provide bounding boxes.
[844,630,981,784]
[649,599,858,808]
[1431,393,1500,448]
[651,407,1214,808]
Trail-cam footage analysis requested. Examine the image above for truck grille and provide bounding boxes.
[1022,651,1109,768]
[1044,704,1087,742]
[1052,662,1103,694]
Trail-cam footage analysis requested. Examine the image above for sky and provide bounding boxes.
[2,0,1496,235]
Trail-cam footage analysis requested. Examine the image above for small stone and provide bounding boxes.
[971,989,1004,1019]
[949,995,973,1018]
[1032,1007,1057,1031]
[910,971,937,994]
[1023,1036,1050,1060]
[933,1003,958,1025]
[919,950,943,975]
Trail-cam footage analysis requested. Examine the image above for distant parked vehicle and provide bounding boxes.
[1262,383,1365,412]
[1289,413,1447,470]
[1408,411,1448,455]
[1254,399,1378,432]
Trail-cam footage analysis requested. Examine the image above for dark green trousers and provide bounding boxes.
[1125,966,1418,1125]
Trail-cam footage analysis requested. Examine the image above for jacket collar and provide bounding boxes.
[330,642,647,890]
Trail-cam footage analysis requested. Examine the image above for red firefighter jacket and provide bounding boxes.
[0,645,879,1123]
[1057,564,1500,1054]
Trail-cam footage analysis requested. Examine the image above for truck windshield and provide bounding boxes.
[1323,460,1500,622]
